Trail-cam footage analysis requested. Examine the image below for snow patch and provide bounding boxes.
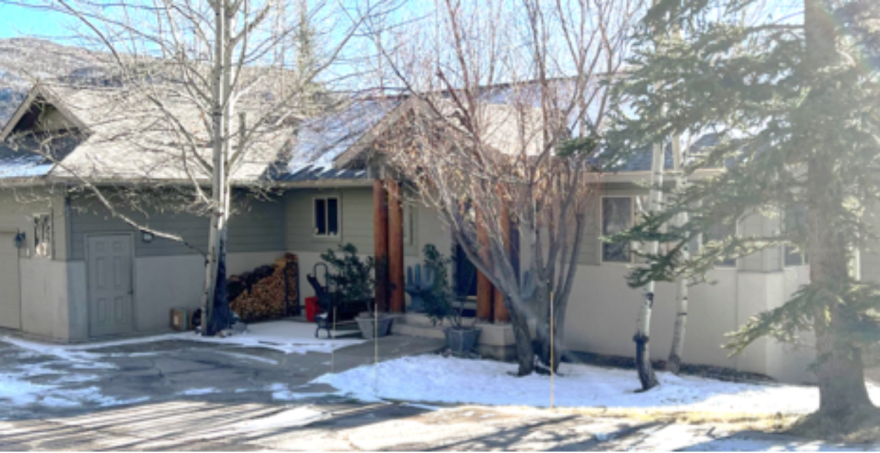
[179,388,219,396]
[236,406,326,432]
[266,383,328,401]
[1,320,364,357]
[313,354,880,414]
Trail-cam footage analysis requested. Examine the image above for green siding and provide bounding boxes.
[69,192,285,260]
[285,187,376,254]
[0,187,68,261]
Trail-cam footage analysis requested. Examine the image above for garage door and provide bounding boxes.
[0,232,21,330]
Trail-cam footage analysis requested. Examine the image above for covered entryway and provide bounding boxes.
[0,232,21,330]
[87,234,133,337]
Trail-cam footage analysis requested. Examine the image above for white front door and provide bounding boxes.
[87,235,133,337]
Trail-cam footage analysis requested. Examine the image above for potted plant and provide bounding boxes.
[421,244,481,355]
[320,244,394,338]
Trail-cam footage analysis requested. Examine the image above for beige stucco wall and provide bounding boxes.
[18,258,71,340]
[407,200,816,383]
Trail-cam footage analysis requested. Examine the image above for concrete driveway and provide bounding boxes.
[0,331,873,451]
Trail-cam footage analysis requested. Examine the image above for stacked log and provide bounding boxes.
[229,253,299,322]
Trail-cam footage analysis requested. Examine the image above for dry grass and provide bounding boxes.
[558,406,799,433]
[787,407,880,443]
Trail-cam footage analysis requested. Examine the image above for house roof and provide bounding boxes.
[0,83,291,185]
[0,80,720,188]
[331,95,547,168]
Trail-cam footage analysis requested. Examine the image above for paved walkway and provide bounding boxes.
[0,330,874,451]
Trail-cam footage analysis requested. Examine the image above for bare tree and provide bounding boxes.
[368,0,640,375]
[2,0,384,335]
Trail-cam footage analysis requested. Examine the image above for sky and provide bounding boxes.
[0,3,75,39]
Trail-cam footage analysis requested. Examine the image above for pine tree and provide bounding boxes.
[608,0,880,428]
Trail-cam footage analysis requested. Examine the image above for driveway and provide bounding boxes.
[0,329,873,451]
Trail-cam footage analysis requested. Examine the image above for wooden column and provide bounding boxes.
[387,179,405,313]
[373,179,389,312]
[494,203,511,324]
[476,210,494,321]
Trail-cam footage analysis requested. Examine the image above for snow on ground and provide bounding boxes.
[0,321,361,412]
[235,407,327,432]
[1,320,364,357]
[0,371,149,412]
[313,354,880,414]
[265,383,330,401]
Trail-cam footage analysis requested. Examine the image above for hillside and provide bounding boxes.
[0,38,103,126]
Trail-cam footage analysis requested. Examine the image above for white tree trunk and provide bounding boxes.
[202,0,233,335]
[635,141,664,390]
[667,135,688,374]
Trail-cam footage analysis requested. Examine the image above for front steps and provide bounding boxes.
[391,312,537,361]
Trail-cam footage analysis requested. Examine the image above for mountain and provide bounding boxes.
[0,38,104,127]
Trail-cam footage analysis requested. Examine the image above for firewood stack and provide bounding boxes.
[229,253,299,322]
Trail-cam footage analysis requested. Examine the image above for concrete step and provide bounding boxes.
[396,312,480,328]
[391,322,447,340]
[395,313,444,328]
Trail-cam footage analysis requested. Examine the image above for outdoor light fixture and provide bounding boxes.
[142,231,154,243]
[12,232,25,249]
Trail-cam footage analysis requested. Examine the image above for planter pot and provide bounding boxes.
[356,315,395,339]
[444,327,482,355]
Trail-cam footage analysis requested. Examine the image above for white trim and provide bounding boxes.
[311,195,342,239]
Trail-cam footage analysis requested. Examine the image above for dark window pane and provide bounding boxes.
[455,243,478,297]
[602,197,632,262]
[327,198,339,236]
[315,199,327,235]
[704,221,736,267]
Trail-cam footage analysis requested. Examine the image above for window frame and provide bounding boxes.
[32,212,53,259]
[403,201,416,247]
[702,219,738,269]
[312,196,341,238]
[783,204,809,267]
[600,195,635,264]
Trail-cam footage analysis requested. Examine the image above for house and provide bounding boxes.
[0,82,830,383]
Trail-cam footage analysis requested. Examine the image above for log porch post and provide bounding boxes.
[494,203,511,323]
[476,210,494,321]
[373,179,389,312]
[387,179,406,313]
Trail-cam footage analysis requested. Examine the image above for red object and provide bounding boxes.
[305,297,322,322]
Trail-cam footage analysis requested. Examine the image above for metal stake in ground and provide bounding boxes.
[332,306,337,374]
[550,290,554,411]
[374,301,379,397]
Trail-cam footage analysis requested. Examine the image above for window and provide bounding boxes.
[602,197,633,262]
[784,204,808,266]
[404,202,416,246]
[33,213,52,258]
[703,221,736,267]
[313,197,339,236]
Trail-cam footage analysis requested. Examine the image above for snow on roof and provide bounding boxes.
[271,97,403,182]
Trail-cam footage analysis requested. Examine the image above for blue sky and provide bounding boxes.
[0,3,75,39]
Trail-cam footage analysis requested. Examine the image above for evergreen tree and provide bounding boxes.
[608,0,880,428]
